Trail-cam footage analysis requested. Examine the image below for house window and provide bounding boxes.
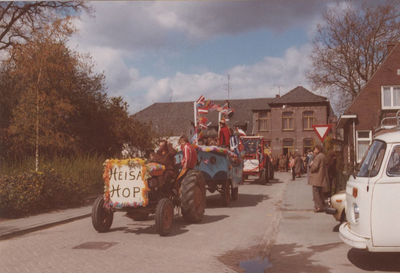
[283,139,294,156]
[382,86,400,109]
[282,112,294,130]
[258,112,269,131]
[303,111,314,130]
[357,130,372,163]
[303,139,314,154]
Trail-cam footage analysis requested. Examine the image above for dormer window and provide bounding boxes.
[382,86,400,109]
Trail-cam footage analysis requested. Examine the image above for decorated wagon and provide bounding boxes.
[92,158,206,236]
[240,136,274,185]
[176,145,243,207]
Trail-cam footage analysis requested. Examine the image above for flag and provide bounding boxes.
[191,133,198,144]
[236,128,246,136]
[198,107,208,115]
[196,95,205,105]
[198,116,208,124]
[198,130,204,140]
[198,123,208,129]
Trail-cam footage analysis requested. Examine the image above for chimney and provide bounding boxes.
[276,94,280,98]
[387,43,395,53]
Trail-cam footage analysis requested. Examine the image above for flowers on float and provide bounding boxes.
[103,158,165,208]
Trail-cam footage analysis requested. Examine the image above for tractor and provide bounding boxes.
[91,158,206,236]
[240,136,274,184]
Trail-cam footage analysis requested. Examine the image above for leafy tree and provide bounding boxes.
[5,18,86,168]
[307,1,400,114]
[0,1,93,51]
[2,19,155,166]
[101,97,156,158]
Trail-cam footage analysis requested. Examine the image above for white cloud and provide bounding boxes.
[68,1,330,114]
[124,44,313,114]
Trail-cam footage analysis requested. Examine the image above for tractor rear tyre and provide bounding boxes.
[269,164,275,180]
[260,168,269,185]
[155,198,174,236]
[180,170,206,223]
[221,180,230,207]
[92,196,113,233]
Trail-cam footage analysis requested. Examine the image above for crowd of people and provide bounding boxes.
[270,147,337,213]
[151,117,338,214]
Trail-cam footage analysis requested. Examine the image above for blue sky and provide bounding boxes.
[69,1,361,115]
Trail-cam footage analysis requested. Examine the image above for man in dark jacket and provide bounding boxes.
[153,139,177,185]
[308,145,329,212]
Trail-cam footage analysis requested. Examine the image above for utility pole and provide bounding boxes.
[227,74,230,100]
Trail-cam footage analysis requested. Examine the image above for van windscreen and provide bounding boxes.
[357,140,386,177]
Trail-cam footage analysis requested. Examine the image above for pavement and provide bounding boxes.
[0,204,93,240]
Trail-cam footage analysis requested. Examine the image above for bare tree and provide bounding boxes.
[307,1,400,114]
[0,1,93,51]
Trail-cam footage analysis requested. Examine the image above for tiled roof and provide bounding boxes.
[132,98,273,136]
[131,86,334,137]
[270,86,328,105]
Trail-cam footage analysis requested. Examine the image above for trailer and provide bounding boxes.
[176,145,243,206]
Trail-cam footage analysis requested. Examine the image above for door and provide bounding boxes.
[371,145,400,247]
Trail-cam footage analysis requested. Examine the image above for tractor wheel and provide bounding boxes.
[92,196,113,233]
[155,198,174,236]
[260,168,268,185]
[269,164,275,180]
[180,170,206,223]
[231,187,238,201]
[221,180,230,207]
[265,167,270,184]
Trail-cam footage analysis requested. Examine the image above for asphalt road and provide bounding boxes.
[0,173,286,273]
[269,173,400,273]
[2,172,400,273]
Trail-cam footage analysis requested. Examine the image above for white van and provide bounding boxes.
[339,131,400,252]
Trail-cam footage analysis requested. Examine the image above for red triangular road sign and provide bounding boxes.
[312,124,332,142]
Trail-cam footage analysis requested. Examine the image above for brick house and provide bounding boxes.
[132,86,336,156]
[132,98,275,145]
[252,86,336,157]
[337,42,400,171]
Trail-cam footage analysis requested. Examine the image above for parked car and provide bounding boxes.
[326,191,346,223]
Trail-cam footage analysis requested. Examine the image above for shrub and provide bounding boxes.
[0,166,86,218]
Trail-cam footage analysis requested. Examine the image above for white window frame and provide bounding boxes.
[381,86,400,109]
[356,130,372,163]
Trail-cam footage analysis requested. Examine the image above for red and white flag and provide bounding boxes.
[198,107,208,115]
[236,128,246,136]
[196,95,205,105]
[198,123,208,129]
[198,116,208,124]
